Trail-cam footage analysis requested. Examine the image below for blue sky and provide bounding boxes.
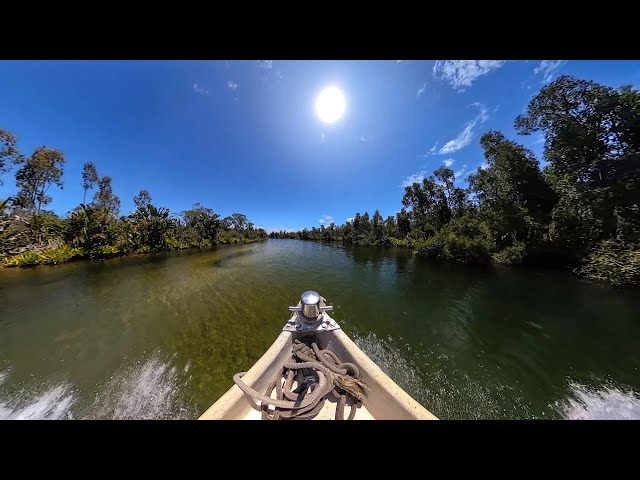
[1,60,639,232]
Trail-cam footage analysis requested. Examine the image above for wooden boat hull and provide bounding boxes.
[199,314,438,420]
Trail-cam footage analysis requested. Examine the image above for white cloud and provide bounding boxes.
[320,132,326,143]
[417,81,428,96]
[534,134,545,144]
[257,60,273,69]
[439,103,489,154]
[319,214,334,225]
[428,142,438,154]
[443,158,455,167]
[534,60,566,83]
[433,60,506,92]
[346,217,354,223]
[454,164,469,183]
[480,162,489,170]
[396,60,407,64]
[401,171,426,188]
[227,80,238,91]
[193,83,209,95]
[359,135,373,143]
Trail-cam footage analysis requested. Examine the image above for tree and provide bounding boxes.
[15,146,65,213]
[181,203,221,245]
[134,189,152,210]
[0,128,21,185]
[396,208,411,239]
[468,131,555,250]
[402,176,449,238]
[372,209,384,243]
[94,176,120,216]
[81,161,99,204]
[515,75,640,252]
[384,215,397,239]
[228,212,248,231]
[130,204,172,252]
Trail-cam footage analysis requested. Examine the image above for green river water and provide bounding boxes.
[1,239,639,419]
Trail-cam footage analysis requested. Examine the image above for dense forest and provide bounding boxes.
[0,134,266,267]
[271,76,640,287]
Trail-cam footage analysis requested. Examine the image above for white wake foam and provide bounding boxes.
[0,382,75,420]
[558,382,640,420]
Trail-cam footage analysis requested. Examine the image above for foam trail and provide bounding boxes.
[558,382,640,420]
[88,353,193,419]
[0,383,75,420]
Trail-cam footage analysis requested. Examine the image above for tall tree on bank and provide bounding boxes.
[468,131,556,250]
[134,189,152,210]
[15,146,65,213]
[81,162,99,204]
[0,128,22,186]
[515,75,640,252]
[94,176,120,216]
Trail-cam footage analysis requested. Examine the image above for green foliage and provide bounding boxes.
[93,176,120,216]
[40,245,84,265]
[14,146,65,213]
[493,242,527,265]
[2,250,42,267]
[415,216,493,264]
[579,240,640,287]
[0,128,22,185]
[81,161,99,204]
[96,245,121,257]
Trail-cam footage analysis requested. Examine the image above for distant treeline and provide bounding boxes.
[271,76,640,287]
[0,135,266,267]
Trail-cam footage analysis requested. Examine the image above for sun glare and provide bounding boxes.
[315,86,346,124]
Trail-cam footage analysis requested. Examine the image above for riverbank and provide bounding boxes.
[1,237,267,268]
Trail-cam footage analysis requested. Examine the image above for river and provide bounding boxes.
[1,239,639,419]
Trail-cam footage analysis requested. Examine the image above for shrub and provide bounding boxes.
[2,250,42,267]
[493,242,527,265]
[40,245,84,265]
[95,245,121,258]
[579,240,640,287]
[415,216,493,264]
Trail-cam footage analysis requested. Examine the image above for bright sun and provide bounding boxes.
[315,86,346,124]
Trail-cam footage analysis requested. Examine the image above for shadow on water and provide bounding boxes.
[1,239,639,419]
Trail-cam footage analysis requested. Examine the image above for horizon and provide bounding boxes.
[1,60,639,233]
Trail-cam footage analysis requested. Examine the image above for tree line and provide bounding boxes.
[271,76,640,286]
[0,136,266,267]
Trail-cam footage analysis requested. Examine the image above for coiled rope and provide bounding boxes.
[233,338,369,420]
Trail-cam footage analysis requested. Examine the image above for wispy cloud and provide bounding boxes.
[417,81,428,96]
[401,171,427,188]
[193,83,209,95]
[454,164,469,183]
[428,142,438,154]
[346,217,355,222]
[396,60,408,64]
[256,60,284,85]
[320,132,326,143]
[227,80,238,92]
[534,134,545,144]
[443,158,455,167]
[359,135,374,143]
[433,60,506,92]
[319,214,334,225]
[534,60,566,83]
[439,103,489,154]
